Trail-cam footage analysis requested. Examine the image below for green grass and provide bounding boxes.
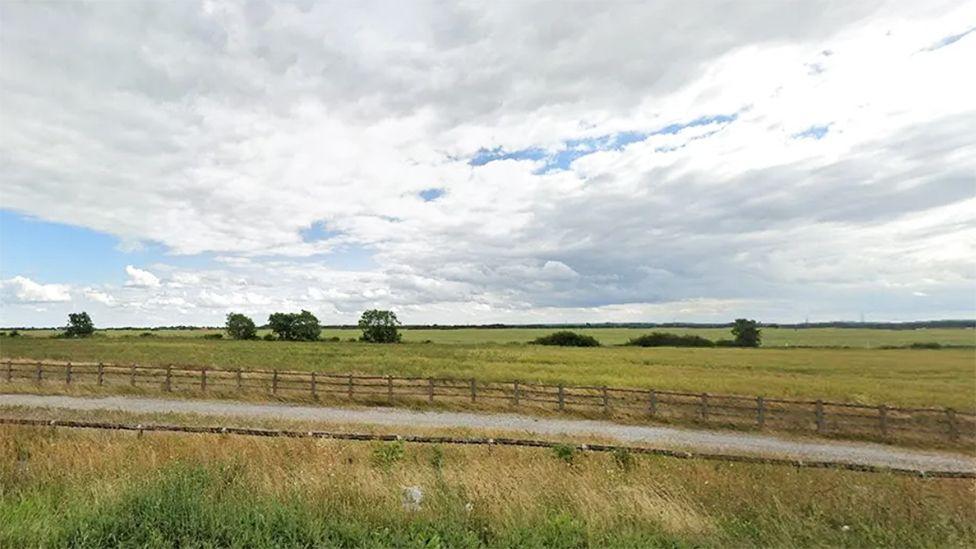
[7,326,976,347]
[2,426,974,547]
[3,336,975,408]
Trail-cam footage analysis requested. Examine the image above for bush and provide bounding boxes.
[203,333,223,340]
[262,333,276,341]
[225,313,257,340]
[358,310,402,343]
[371,441,405,468]
[268,310,321,341]
[550,444,577,464]
[325,336,341,342]
[626,332,714,347]
[909,342,942,349]
[64,312,94,338]
[139,332,156,338]
[611,448,635,471]
[8,330,20,338]
[714,339,736,347]
[531,331,600,347]
[731,318,761,347]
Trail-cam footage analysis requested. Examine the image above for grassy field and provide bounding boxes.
[3,336,974,409]
[6,326,976,347]
[2,421,974,547]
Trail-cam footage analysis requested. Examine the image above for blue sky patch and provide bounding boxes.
[469,113,738,173]
[300,221,341,242]
[792,125,830,140]
[419,188,445,202]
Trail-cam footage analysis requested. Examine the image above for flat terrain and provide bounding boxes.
[4,394,972,473]
[3,336,974,408]
[2,416,974,547]
[7,326,976,347]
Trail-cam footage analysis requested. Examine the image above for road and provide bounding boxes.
[1,393,973,473]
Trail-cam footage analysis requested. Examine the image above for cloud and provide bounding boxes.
[84,289,117,306]
[0,0,974,326]
[1,276,71,303]
[125,265,161,288]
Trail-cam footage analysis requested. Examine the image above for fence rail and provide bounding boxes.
[3,359,974,445]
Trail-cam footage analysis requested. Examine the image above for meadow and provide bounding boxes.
[2,422,974,547]
[2,335,974,409]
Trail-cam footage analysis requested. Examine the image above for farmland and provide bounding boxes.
[2,419,974,547]
[2,333,974,409]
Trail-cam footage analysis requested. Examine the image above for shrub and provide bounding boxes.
[225,313,257,340]
[909,342,942,349]
[731,318,762,347]
[268,310,321,341]
[262,333,276,341]
[551,444,577,464]
[8,330,20,338]
[714,339,736,347]
[626,332,714,347]
[531,331,600,347]
[371,441,405,468]
[64,312,94,338]
[359,310,402,343]
[203,333,223,340]
[139,332,156,338]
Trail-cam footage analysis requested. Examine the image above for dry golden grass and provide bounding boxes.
[2,421,975,547]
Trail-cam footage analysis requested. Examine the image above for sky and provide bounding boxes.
[1,0,974,327]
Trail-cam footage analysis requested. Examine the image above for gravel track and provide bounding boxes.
[2,393,973,473]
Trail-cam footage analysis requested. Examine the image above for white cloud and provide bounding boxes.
[1,1,974,326]
[125,265,161,288]
[84,289,117,306]
[2,276,71,303]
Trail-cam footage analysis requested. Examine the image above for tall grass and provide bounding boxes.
[2,426,974,547]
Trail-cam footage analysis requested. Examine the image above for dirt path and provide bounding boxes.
[2,393,973,473]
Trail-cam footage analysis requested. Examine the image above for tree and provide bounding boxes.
[268,310,321,341]
[225,313,257,340]
[731,318,761,347]
[64,312,94,337]
[358,309,401,343]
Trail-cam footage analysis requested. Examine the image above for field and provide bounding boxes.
[2,418,974,548]
[2,335,974,409]
[6,326,976,347]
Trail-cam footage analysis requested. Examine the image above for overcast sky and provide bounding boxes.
[1,0,974,327]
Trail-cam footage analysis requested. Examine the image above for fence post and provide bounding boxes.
[347,374,354,398]
[35,362,42,383]
[130,364,137,386]
[200,368,207,392]
[387,375,393,403]
[97,363,104,386]
[558,384,565,411]
[236,368,243,390]
[602,386,609,413]
[757,396,765,429]
[428,378,435,402]
[946,408,958,441]
[649,390,657,417]
[513,381,520,406]
[815,400,825,434]
[700,393,709,421]
[66,362,72,385]
[310,372,317,399]
[470,378,477,403]
[165,366,172,392]
[878,405,888,437]
[272,369,278,395]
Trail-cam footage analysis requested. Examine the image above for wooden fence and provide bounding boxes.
[3,359,973,445]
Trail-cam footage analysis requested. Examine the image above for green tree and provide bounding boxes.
[225,313,257,340]
[358,309,401,343]
[731,318,761,347]
[267,310,321,341]
[64,312,94,337]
